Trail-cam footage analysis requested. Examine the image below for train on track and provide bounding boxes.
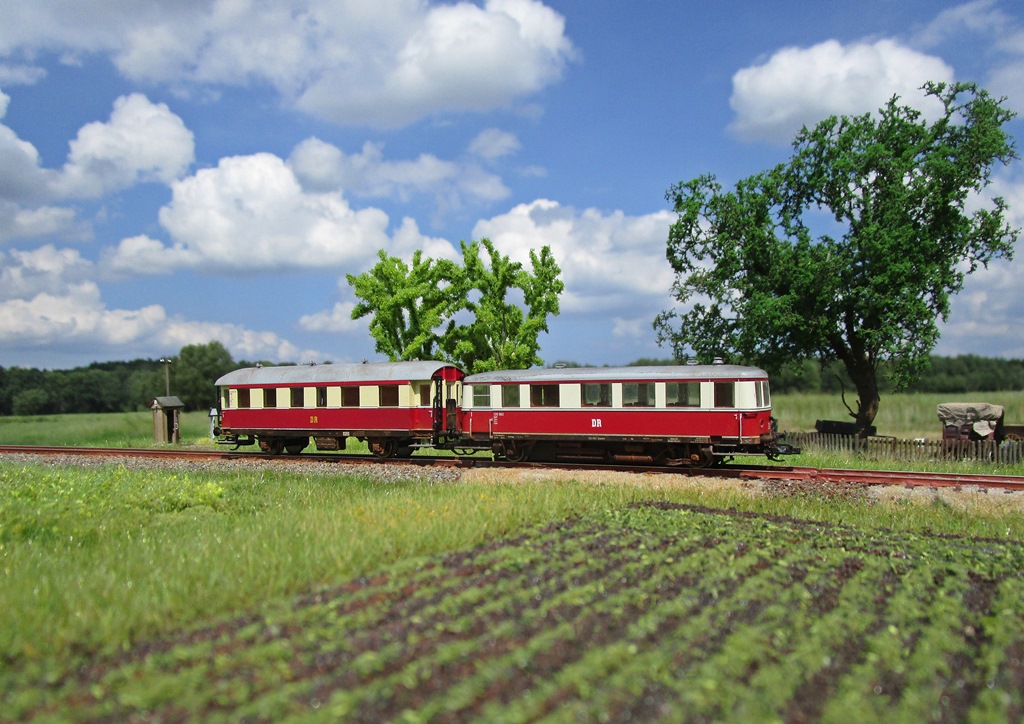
[213,360,799,467]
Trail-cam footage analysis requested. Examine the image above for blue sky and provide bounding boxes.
[2,0,1023,370]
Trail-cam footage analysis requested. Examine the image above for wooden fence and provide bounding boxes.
[783,431,1024,466]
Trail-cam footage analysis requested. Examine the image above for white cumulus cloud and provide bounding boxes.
[729,39,954,143]
[0,244,93,300]
[0,279,321,364]
[298,301,362,333]
[1,0,576,128]
[105,152,393,275]
[471,199,676,314]
[288,137,509,204]
[0,92,192,243]
[52,93,194,198]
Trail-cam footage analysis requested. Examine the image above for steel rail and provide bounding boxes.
[3,445,1024,491]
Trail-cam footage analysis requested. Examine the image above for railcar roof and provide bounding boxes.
[215,361,463,387]
[464,364,768,384]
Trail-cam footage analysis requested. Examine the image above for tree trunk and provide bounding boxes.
[846,359,880,436]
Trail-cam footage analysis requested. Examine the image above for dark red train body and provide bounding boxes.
[214,360,797,467]
[215,361,465,457]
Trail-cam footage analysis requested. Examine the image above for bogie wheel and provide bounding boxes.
[369,438,399,458]
[285,439,308,455]
[260,437,284,455]
[502,441,531,462]
[689,446,715,469]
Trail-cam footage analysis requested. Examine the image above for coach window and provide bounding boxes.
[622,382,654,407]
[316,387,328,407]
[290,387,304,408]
[237,389,250,409]
[418,384,431,406]
[530,384,560,408]
[714,381,735,408]
[263,388,277,408]
[379,385,400,407]
[582,383,611,407]
[341,387,360,407]
[501,385,520,408]
[473,385,492,407]
[666,382,700,407]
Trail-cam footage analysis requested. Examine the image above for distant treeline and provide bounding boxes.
[1,350,1022,416]
[768,355,1024,395]
[0,342,261,416]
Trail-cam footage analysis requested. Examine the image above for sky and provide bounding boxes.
[2,0,1024,371]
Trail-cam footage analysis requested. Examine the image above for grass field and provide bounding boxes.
[771,390,1024,439]
[1,457,1023,720]
[3,400,1024,718]
[0,410,213,447]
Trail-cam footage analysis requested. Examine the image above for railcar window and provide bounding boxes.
[473,385,492,407]
[341,387,360,407]
[263,389,277,408]
[419,384,431,406]
[530,384,560,407]
[714,382,735,408]
[379,385,400,407]
[317,387,327,407]
[760,380,771,407]
[622,383,654,407]
[501,385,520,408]
[582,383,611,407]
[237,389,250,409]
[290,387,304,407]
[666,382,700,407]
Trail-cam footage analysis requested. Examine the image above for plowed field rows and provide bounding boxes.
[8,502,1024,722]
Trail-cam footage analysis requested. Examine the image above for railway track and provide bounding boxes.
[3,444,1024,492]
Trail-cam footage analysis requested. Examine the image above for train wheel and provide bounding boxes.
[693,447,715,468]
[502,441,531,462]
[260,437,284,455]
[369,438,399,458]
[285,439,308,455]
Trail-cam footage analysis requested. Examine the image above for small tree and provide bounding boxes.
[348,239,563,373]
[347,250,463,362]
[655,82,1018,431]
[446,240,564,373]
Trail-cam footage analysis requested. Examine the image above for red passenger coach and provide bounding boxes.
[461,363,793,467]
[215,361,465,457]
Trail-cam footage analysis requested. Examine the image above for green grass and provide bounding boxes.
[1,458,1021,669]
[3,403,1024,720]
[0,460,655,661]
[772,389,1024,439]
[0,410,213,447]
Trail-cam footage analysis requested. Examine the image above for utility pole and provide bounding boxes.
[159,358,172,396]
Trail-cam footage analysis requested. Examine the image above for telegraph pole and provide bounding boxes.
[159,358,172,396]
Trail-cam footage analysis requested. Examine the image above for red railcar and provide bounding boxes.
[460,362,794,466]
[214,361,465,456]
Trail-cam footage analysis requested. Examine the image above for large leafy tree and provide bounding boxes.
[348,239,563,373]
[655,82,1018,431]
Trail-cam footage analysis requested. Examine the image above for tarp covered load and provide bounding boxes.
[937,402,1005,439]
